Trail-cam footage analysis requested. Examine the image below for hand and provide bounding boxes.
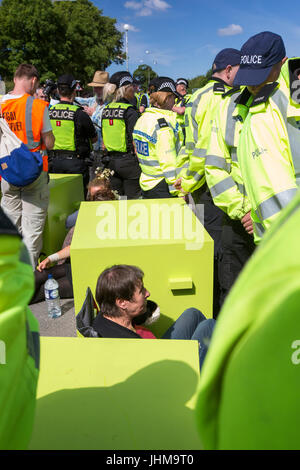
[37,257,51,272]
[174,178,182,190]
[83,105,96,117]
[241,211,254,235]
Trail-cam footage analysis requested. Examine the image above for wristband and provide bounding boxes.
[48,253,59,263]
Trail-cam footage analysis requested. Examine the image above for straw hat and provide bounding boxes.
[88,71,109,87]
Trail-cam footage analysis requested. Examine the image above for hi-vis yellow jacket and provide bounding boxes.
[237,57,300,243]
[178,79,235,194]
[0,209,39,449]
[205,87,252,220]
[133,107,184,195]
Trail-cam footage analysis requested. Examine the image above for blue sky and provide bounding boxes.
[90,0,300,81]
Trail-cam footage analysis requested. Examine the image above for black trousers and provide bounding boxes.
[107,153,142,199]
[48,156,89,196]
[192,187,224,318]
[142,179,176,199]
[218,216,256,311]
[30,263,73,304]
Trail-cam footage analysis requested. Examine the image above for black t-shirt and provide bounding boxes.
[59,100,97,158]
[92,314,142,339]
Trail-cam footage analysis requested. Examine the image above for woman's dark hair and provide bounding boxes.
[96,265,144,318]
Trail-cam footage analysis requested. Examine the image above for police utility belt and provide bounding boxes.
[49,149,83,160]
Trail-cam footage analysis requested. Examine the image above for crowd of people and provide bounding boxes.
[1,28,300,449]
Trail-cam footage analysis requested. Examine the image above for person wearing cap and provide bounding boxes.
[48,74,97,191]
[132,78,149,113]
[101,71,142,199]
[172,78,192,146]
[234,31,300,243]
[133,77,186,199]
[76,71,109,153]
[175,48,242,316]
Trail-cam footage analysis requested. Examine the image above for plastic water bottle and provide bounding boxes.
[44,274,62,318]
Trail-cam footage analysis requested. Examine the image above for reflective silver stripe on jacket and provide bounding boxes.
[138,157,160,167]
[205,154,231,172]
[225,93,239,148]
[25,96,41,150]
[186,170,204,182]
[231,148,238,162]
[254,221,265,239]
[255,188,298,221]
[192,147,207,159]
[190,86,214,143]
[271,88,300,185]
[209,176,236,198]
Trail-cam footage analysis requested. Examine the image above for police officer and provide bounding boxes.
[101,71,141,199]
[132,78,149,113]
[233,32,300,243]
[133,77,185,199]
[48,74,97,191]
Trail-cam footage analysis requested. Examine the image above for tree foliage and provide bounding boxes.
[133,64,157,91]
[0,0,124,83]
[188,69,212,93]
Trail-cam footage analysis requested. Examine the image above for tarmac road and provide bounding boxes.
[29,298,77,337]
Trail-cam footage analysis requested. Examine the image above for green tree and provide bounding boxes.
[133,64,157,90]
[188,69,212,93]
[0,0,124,83]
[0,0,65,81]
[53,0,124,83]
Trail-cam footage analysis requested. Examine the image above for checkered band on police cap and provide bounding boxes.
[110,71,133,89]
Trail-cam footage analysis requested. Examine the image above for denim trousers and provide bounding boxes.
[162,308,216,369]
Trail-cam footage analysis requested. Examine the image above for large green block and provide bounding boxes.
[29,336,202,450]
[41,174,84,257]
[71,198,213,337]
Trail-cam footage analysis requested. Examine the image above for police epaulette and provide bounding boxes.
[250,82,279,107]
[222,86,240,98]
[213,82,225,93]
[157,118,169,129]
[234,87,252,105]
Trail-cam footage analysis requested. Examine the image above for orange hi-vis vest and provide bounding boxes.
[1,94,49,171]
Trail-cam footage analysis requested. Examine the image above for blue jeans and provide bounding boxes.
[162,308,216,369]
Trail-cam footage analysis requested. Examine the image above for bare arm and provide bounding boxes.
[42,130,55,150]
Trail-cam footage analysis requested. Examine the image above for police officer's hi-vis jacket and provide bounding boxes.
[205,87,252,220]
[236,57,300,243]
[133,107,184,195]
[0,208,39,449]
[178,79,237,194]
[101,102,135,153]
[49,102,80,153]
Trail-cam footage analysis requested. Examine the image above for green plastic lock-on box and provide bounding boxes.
[29,336,202,450]
[70,198,214,337]
[41,174,84,258]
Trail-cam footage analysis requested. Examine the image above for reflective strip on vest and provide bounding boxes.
[137,157,160,167]
[231,148,238,162]
[209,176,236,198]
[205,154,231,172]
[255,188,298,221]
[271,88,300,185]
[254,221,265,238]
[186,169,204,182]
[25,96,41,150]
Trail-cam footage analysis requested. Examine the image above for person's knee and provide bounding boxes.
[180,307,207,324]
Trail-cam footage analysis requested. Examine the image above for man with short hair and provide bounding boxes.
[234,31,300,242]
[48,73,97,191]
[0,63,55,268]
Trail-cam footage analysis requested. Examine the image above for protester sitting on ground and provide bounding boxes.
[30,169,117,304]
[92,264,215,369]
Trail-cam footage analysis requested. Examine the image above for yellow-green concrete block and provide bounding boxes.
[29,336,202,450]
[71,198,213,337]
[42,174,84,257]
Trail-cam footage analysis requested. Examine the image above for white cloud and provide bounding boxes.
[124,0,171,16]
[218,24,243,36]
